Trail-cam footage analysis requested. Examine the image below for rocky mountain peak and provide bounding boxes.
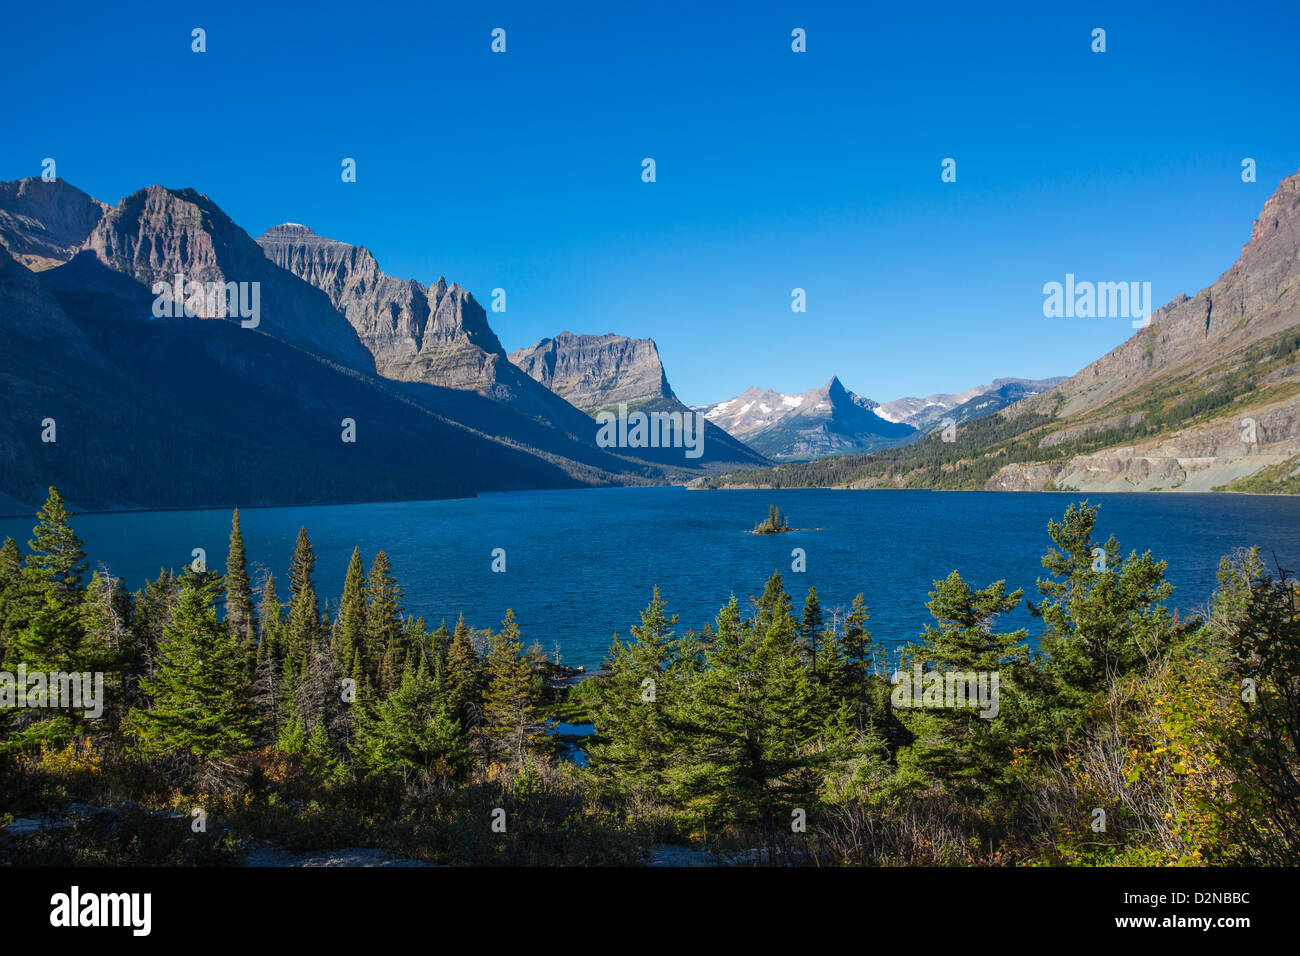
[508,332,673,413]
[82,185,374,370]
[0,177,109,270]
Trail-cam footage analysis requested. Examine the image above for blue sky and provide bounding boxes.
[3,0,1298,406]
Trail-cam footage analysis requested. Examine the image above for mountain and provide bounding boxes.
[84,187,378,371]
[0,243,599,512]
[508,332,674,412]
[0,178,108,271]
[508,332,768,466]
[0,178,707,511]
[694,377,917,460]
[875,377,1067,432]
[697,169,1300,493]
[257,224,525,397]
[255,224,734,472]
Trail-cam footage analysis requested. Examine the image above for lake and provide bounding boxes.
[4,487,1299,668]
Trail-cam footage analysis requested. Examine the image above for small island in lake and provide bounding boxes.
[750,504,792,534]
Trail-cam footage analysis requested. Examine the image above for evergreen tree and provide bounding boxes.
[588,587,682,799]
[1030,501,1178,741]
[482,609,540,769]
[673,576,829,837]
[353,655,470,783]
[284,527,319,666]
[5,488,88,671]
[257,572,284,664]
[129,571,256,765]
[365,551,403,687]
[799,586,823,671]
[335,547,367,676]
[0,537,23,659]
[897,571,1029,795]
[23,487,87,605]
[445,613,481,730]
[224,508,257,651]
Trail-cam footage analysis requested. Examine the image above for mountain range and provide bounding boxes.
[693,376,1063,461]
[693,378,916,460]
[697,169,1300,494]
[0,179,760,512]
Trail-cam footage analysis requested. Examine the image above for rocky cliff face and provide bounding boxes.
[257,224,585,420]
[86,187,375,370]
[696,377,916,460]
[1017,172,1300,423]
[977,171,1300,491]
[0,178,107,271]
[508,332,674,413]
[509,331,768,465]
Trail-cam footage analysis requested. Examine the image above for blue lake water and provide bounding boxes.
[4,487,1300,668]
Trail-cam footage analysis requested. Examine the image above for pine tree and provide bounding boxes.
[353,655,470,783]
[298,627,350,757]
[799,586,823,671]
[365,551,402,685]
[23,487,87,604]
[1030,501,1177,740]
[897,570,1029,795]
[0,537,23,660]
[224,508,257,652]
[257,572,283,664]
[284,527,319,666]
[673,575,829,837]
[129,571,256,765]
[588,587,682,798]
[445,613,481,729]
[482,609,540,769]
[335,547,367,676]
[6,488,88,671]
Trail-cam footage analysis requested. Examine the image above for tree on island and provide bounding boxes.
[753,504,791,534]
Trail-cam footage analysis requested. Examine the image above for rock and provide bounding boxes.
[86,187,376,371]
[509,331,768,465]
[0,177,108,270]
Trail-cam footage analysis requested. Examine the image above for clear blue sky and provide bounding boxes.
[4,0,1298,406]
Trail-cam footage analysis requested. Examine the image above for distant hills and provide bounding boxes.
[691,375,1063,461]
[697,169,1300,494]
[875,378,1067,433]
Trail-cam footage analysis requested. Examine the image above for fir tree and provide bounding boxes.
[445,613,481,729]
[257,572,284,664]
[224,508,257,651]
[129,571,256,765]
[482,609,540,769]
[335,547,367,676]
[897,570,1029,795]
[365,551,402,686]
[799,586,823,672]
[353,655,470,783]
[588,587,682,799]
[284,527,319,666]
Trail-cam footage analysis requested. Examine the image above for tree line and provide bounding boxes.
[1,487,1297,865]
